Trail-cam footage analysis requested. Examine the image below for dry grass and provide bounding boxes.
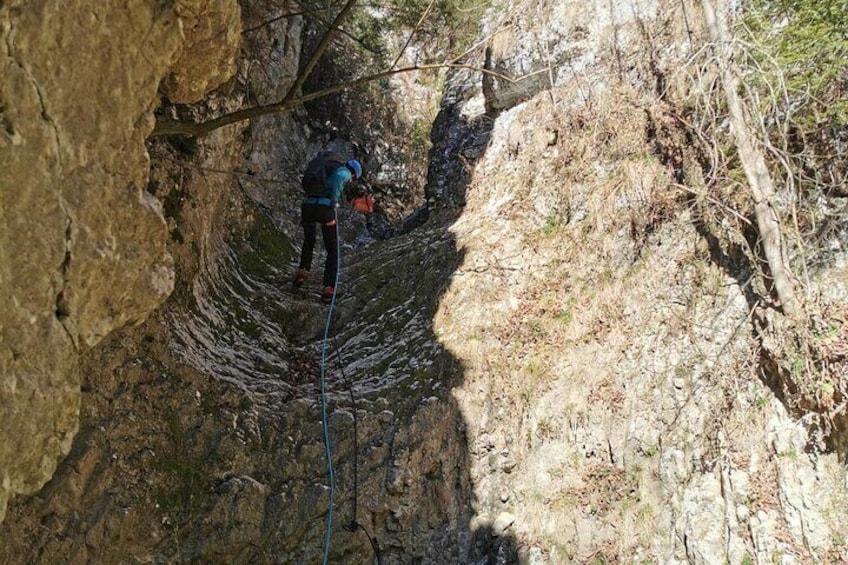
[437,27,848,560]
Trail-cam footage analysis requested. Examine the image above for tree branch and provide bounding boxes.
[282,0,359,105]
[700,0,801,317]
[390,0,437,69]
[244,7,383,56]
[242,11,310,35]
[149,0,524,140]
[150,63,516,138]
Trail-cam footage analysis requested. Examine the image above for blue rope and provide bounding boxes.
[320,214,342,565]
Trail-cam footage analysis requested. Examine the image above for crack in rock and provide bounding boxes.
[4,14,62,168]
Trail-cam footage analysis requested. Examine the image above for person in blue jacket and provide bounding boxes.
[293,158,363,303]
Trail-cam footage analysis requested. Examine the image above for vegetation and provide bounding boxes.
[314,0,491,59]
[238,209,294,278]
[383,0,492,56]
[154,411,208,514]
[738,0,848,215]
[743,0,848,129]
[682,0,848,443]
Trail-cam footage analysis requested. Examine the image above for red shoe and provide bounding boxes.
[321,286,338,304]
[292,269,308,288]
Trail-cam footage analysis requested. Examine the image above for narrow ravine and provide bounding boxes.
[2,1,847,564]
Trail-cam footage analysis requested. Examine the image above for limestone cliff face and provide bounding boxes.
[160,0,243,104]
[431,0,848,562]
[0,0,240,524]
[1,1,470,562]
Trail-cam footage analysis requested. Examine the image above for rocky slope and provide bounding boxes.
[2,0,847,563]
[431,0,848,562]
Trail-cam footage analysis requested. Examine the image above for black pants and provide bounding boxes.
[298,203,338,287]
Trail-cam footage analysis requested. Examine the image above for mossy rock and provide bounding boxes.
[239,212,295,279]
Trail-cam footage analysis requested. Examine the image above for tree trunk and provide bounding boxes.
[699,0,800,317]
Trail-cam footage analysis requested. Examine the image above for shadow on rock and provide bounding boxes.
[0,67,516,564]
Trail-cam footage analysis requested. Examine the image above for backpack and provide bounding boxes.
[301,152,346,197]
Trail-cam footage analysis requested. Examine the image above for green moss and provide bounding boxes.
[542,212,564,236]
[239,210,295,279]
[746,0,848,113]
[154,455,206,512]
[154,411,208,514]
[555,297,576,325]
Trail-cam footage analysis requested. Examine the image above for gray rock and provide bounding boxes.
[492,512,516,537]
[736,504,750,522]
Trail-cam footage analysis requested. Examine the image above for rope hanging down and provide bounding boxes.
[162,153,379,561]
[319,217,382,565]
[334,333,383,564]
[319,219,342,565]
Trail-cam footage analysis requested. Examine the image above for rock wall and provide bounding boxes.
[0,0,240,524]
[431,0,848,562]
[160,0,243,104]
[1,1,474,563]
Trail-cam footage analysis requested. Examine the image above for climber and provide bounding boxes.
[292,152,373,303]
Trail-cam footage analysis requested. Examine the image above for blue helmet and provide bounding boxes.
[347,159,362,180]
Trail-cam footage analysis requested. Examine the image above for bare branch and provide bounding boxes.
[282,0,359,105]
[242,11,310,35]
[150,63,516,138]
[700,0,801,317]
[298,62,517,101]
[149,2,525,140]
[390,0,438,70]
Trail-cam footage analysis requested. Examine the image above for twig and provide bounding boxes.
[282,0,359,106]
[155,154,289,185]
[242,10,311,34]
[673,183,753,226]
[390,0,437,70]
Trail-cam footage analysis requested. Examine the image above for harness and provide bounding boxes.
[303,196,335,207]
